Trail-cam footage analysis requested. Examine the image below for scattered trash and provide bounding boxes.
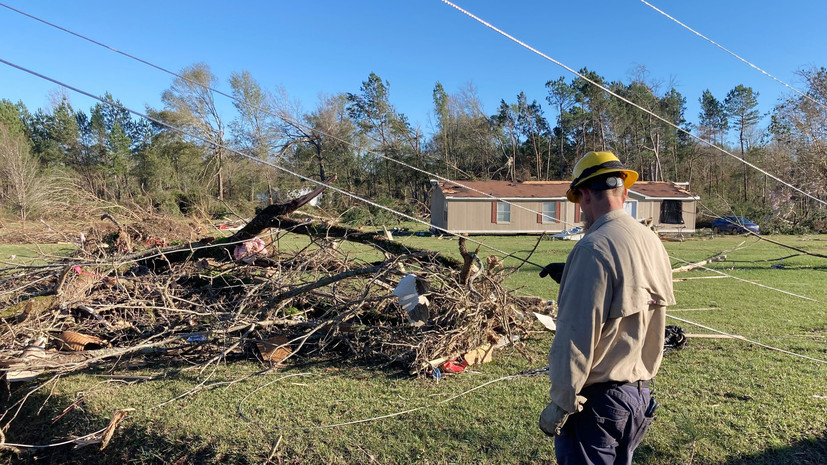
[58,330,110,351]
[533,312,557,331]
[664,325,687,351]
[233,237,268,263]
[185,334,207,343]
[462,344,494,365]
[441,357,468,373]
[257,335,292,365]
[393,274,430,327]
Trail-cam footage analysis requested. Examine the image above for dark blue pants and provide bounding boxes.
[554,383,654,465]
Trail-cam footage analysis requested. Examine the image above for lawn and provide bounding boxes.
[1,233,826,464]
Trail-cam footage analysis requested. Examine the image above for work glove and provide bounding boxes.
[538,262,565,283]
[538,401,570,436]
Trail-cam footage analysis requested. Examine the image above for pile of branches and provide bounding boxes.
[0,184,550,387]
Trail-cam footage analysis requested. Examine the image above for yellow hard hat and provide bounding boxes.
[566,151,638,203]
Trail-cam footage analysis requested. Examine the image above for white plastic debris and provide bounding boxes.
[533,312,557,331]
[393,274,430,326]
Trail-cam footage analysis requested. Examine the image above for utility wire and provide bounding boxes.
[0,1,578,230]
[1,7,822,368]
[0,57,546,270]
[640,0,826,111]
[1,58,824,420]
[668,254,820,303]
[438,0,827,208]
[6,1,822,236]
[667,314,827,365]
[3,55,821,323]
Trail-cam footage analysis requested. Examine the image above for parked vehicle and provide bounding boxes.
[551,226,584,240]
[712,216,760,235]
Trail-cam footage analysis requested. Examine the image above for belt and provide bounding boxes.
[624,380,650,389]
[583,379,651,393]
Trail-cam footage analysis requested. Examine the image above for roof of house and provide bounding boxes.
[436,180,698,200]
[437,180,569,199]
[628,181,699,199]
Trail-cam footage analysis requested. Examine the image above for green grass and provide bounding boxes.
[2,234,826,464]
[0,243,77,266]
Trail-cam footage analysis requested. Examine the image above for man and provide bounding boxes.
[539,151,675,465]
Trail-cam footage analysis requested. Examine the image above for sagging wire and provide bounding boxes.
[667,314,827,365]
[236,371,522,431]
[2,57,823,370]
[438,0,827,208]
[0,1,578,230]
[1,61,824,448]
[5,0,821,255]
[0,57,546,271]
[668,254,821,303]
[1,7,824,424]
[640,0,827,112]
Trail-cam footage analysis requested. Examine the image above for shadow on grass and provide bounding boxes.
[723,432,827,465]
[0,379,266,465]
[633,432,827,465]
[0,352,418,465]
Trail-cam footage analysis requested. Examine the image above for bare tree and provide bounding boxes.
[159,63,227,200]
[0,123,48,229]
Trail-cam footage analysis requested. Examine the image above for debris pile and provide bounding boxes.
[0,185,554,387]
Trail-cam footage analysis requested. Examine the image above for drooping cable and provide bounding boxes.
[2,25,822,370]
[640,0,826,112]
[667,314,827,365]
[668,254,820,303]
[0,1,577,229]
[438,0,827,208]
[0,57,547,270]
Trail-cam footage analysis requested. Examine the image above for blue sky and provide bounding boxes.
[1,0,825,137]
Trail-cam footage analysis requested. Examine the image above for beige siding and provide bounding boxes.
[444,199,575,234]
[430,188,447,230]
[434,188,696,234]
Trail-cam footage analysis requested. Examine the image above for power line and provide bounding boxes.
[0,1,579,230]
[640,0,826,112]
[0,57,546,270]
[668,254,820,303]
[667,314,827,365]
[1,56,822,372]
[4,2,821,283]
[438,0,827,208]
[4,3,824,361]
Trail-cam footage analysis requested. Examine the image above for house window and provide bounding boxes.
[541,202,557,223]
[623,200,638,219]
[496,202,511,223]
[660,200,684,224]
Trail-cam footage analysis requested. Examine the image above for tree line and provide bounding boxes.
[0,63,825,232]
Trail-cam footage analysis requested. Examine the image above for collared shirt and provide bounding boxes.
[548,209,676,412]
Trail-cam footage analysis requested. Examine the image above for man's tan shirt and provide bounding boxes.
[548,209,676,412]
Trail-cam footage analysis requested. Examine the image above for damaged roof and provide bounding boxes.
[629,181,699,199]
[436,180,570,199]
[435,180,698,200]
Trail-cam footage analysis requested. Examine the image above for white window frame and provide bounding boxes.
[623,200,638,219]
[541,202,557,223]
[496,202,511,223]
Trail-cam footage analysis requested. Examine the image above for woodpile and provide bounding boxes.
[0,184,550,390]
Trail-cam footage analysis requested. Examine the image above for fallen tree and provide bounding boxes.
[0,181,548,389]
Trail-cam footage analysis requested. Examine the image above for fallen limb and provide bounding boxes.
[672,254,727,273]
